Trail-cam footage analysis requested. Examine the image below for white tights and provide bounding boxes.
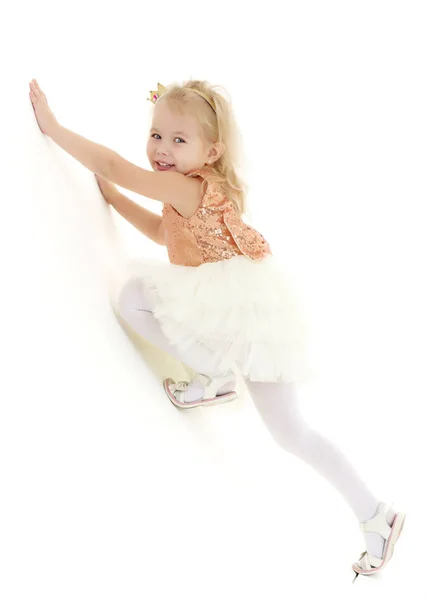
[118,278,387,557]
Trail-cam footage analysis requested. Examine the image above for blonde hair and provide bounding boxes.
[151,79,249,216]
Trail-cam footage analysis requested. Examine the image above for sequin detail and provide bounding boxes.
[162,168,272,267]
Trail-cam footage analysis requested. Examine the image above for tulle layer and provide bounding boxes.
[117,254,316,383]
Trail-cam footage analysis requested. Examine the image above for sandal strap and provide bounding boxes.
[358,551,382,569]
[194,371,235,400]
[359,502,392,541]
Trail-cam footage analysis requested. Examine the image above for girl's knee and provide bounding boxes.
[118,278,141,315]
[118,277,157,317]
[245,379,311,451]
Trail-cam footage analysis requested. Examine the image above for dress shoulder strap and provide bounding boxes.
[185,168,223,210]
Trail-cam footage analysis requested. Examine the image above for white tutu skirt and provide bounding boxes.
[116,254,317,384]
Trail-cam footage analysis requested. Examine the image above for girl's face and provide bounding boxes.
[146,100,212,174]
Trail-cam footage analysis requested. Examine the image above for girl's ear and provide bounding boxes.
[209,141,224,162]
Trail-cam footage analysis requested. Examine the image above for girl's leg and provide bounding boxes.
[117,277,235,401]
[245,379,396,559]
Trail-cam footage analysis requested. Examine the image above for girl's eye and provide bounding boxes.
[151,134,185,143]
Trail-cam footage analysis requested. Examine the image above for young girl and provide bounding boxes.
[29,77,406,581]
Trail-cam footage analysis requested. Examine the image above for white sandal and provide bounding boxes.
[352,501,406,582]
[163,371,238,409]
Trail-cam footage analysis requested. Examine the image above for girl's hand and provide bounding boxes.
[95,174,119,205]
[29,79,59,136]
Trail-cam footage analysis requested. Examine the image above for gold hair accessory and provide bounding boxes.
[147,83,168,104]
[147,82,216,113]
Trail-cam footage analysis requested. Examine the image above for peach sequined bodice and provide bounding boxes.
[161,168,272,267]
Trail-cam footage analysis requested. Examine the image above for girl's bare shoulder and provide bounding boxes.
[168,172,208,219]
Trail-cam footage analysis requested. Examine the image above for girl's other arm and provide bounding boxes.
[109,192,166,246]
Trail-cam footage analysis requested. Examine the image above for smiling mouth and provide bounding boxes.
[156,161,174,168]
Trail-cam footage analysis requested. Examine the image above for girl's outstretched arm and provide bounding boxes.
[49,123,117,178]
[105,154,195,206]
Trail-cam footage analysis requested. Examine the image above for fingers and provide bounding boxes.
[30,80,44,100]
[29,83,39,101]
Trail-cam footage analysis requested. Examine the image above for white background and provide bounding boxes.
[1,1,427,598]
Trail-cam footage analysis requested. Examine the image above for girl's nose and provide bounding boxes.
[156,152,170,160]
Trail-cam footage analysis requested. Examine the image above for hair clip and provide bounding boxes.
[147,83,167,104]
